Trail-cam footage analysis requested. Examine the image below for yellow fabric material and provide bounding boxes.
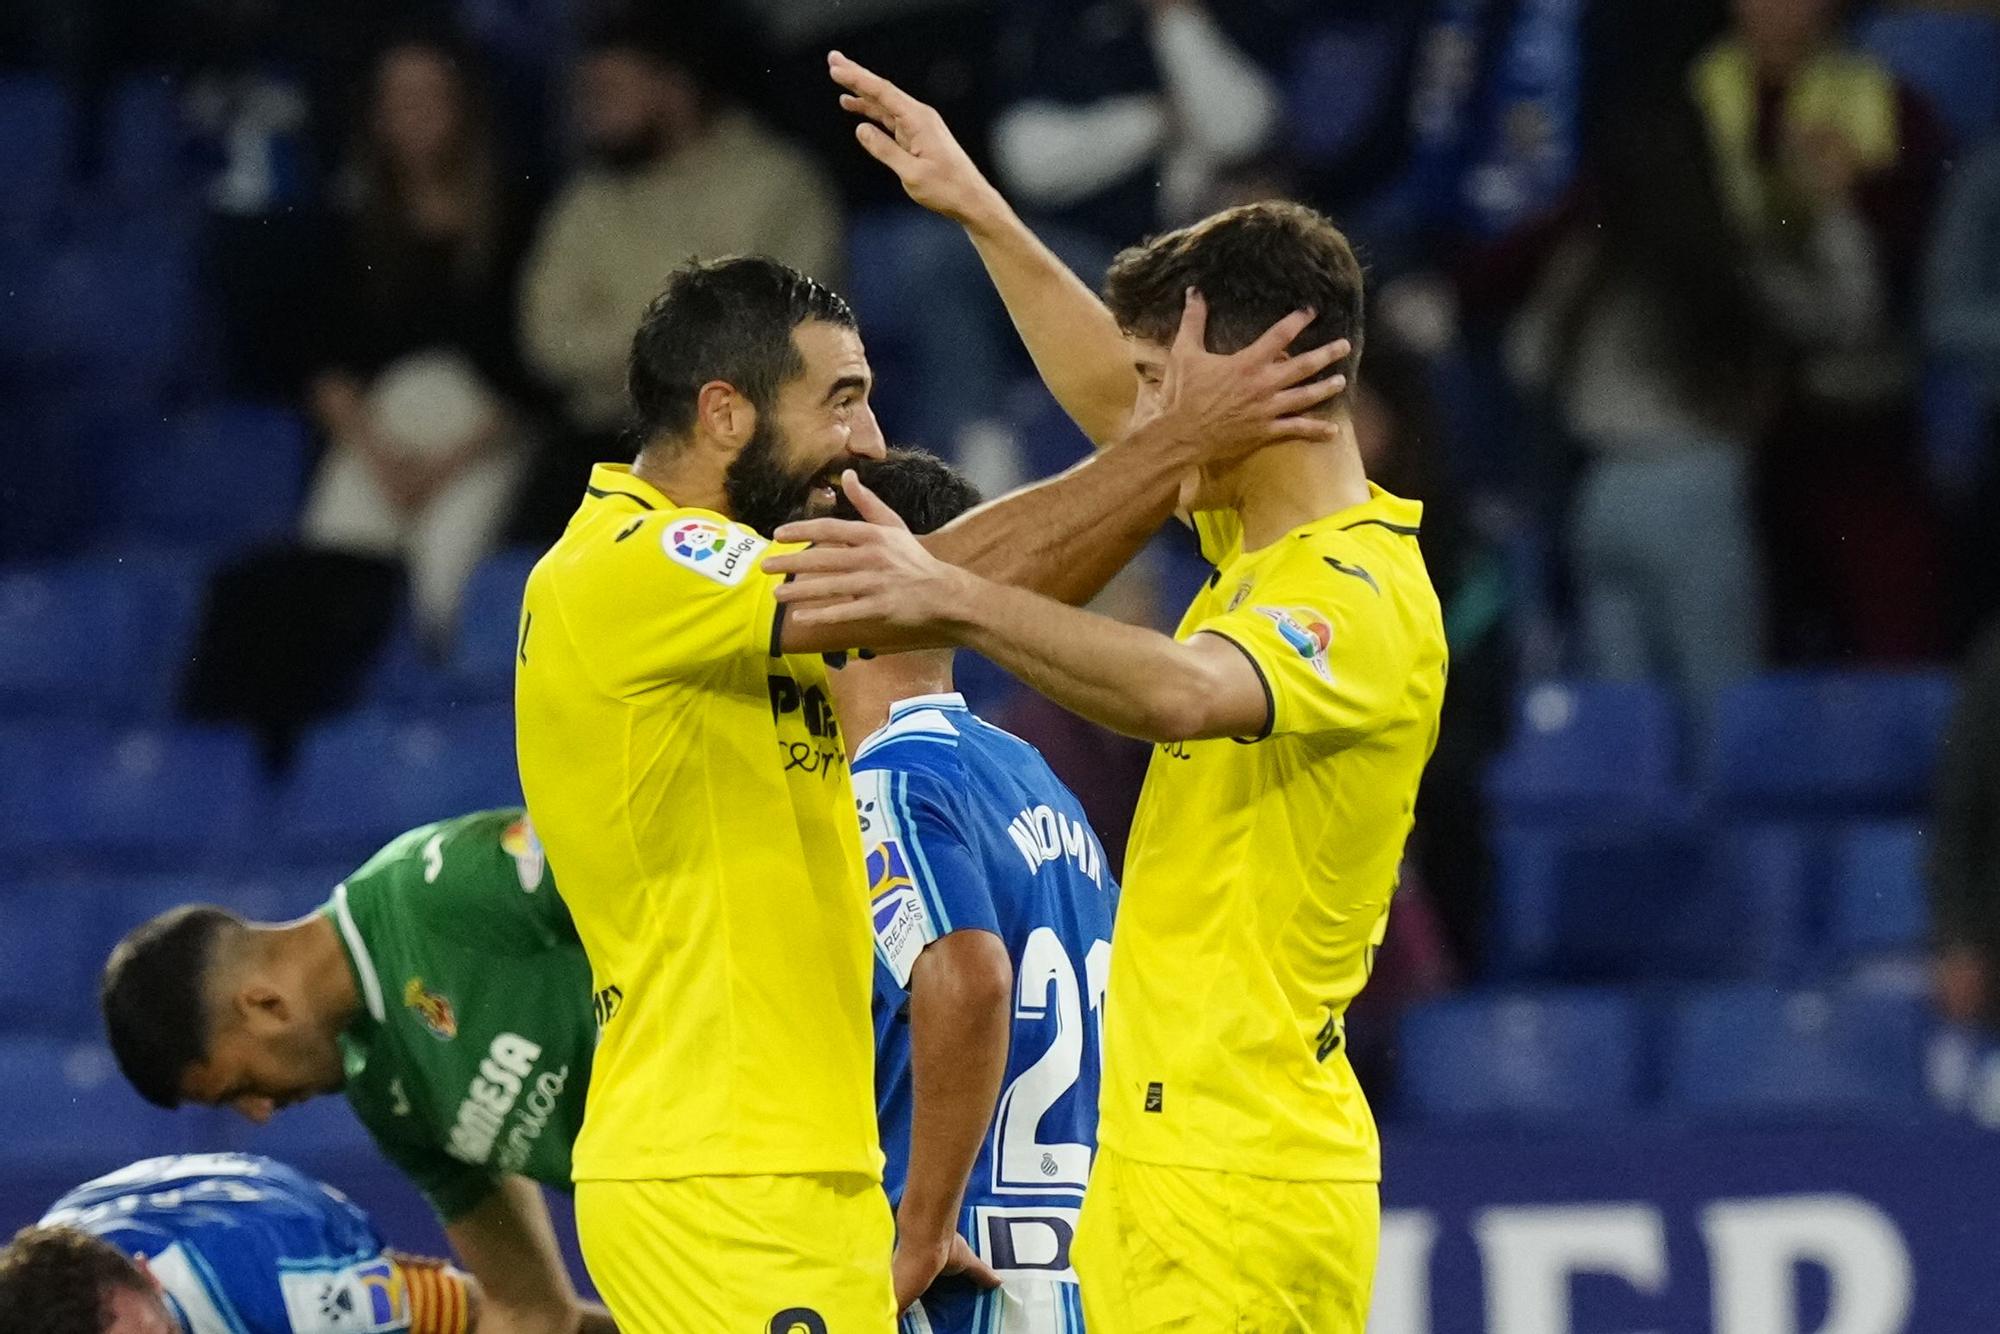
[1073,1149,1380,1332]
[516,464,881,1185]
[1099,486,1446,1183]
[576,1174,895,1334]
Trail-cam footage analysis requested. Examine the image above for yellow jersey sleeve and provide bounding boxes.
[1189,541,1406,744]
[552,510,795,695]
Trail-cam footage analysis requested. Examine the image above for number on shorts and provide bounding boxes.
[768,1309,827,1334]
[992,929,1111,1193]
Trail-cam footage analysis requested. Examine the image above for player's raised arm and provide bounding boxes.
[829,51,1137,446]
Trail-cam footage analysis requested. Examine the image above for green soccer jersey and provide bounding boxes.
[322,808,596,1221]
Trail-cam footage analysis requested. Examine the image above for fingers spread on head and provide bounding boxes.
[1173,288,1209,357]
[1251,307,1319,361]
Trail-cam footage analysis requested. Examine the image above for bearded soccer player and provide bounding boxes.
[769,57,1448,1330]
[8,1154,476,1334]
[512,251,1346,1328]
[98,811,609,1334]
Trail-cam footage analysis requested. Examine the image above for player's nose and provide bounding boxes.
[849,404,887,460]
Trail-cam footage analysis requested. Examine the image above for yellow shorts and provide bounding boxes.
[575,1173,896,1334]
[1072,1150,1379,1333]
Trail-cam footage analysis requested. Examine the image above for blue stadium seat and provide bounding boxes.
[364,619,453,711]
[1704,673,1954,816]
[0,881,98,1033]
[1665,984,1929,1117]
[0,719,109,851]
[1858,9,2000,147]
[278,708,521,863]
[36,727,265,870]
[227,1092,385,1176]
[0,75,72,226]
[1829,821,1929,959]
[0,559,201,718]
[0,1039,188,1172]
[1490,819,1814,982]
[1486,681,1684,822]
[1399,989,1645,1121]
[447,547,541,700]
[103,73,191,202]
[1288,20,1409,167]
[107,403,310,555]
[31,217,206,395]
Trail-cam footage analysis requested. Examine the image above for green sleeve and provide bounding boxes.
[356,1104,503,1223]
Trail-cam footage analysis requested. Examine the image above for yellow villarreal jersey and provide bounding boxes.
[514,464,880,1183]
[1101,485,1446,1181]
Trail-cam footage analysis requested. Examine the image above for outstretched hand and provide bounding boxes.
[766,470,974,634]
[829,50,1002,225]
[1137,290,1352,467]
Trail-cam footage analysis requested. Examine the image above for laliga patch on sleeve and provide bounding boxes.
[279,1256,409,1333]
[868,839,934,987]
[662,517,768,585]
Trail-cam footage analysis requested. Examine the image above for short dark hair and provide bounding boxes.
[100,905,245,1109]
[0,1225,149,1334]
[1102,200,1364,388]
[831,447,983,536]
[627,255,856,446]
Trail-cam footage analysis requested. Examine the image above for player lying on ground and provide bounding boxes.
[3,1152,476,1334]
[512,238,1346,1328]
[818,450,1118,1331]
[765,55,1450,1333]
[98,811,611,1334]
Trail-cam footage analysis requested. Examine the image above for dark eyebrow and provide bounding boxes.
[823,374,869,405]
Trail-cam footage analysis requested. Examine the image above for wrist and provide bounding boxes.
[957,181,1019,240]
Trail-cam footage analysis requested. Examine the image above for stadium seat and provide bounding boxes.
[0,881,99,1033]
[30,727,265,871]
[1858,9,2000,147]
[447,547,542,700]
[1486,680,1684,822]
[31,216,207,395]
[278,708,521,863]
[1288,20,1409,167]
[1399,989,1646,1121]
[364,619,453,711]
[1490,819,1814,982]
[0,75,73,226]
[0,558,201,718]
[0,1039,187,1173]
[1828,821,1930,960]
[1665,984,1930,1117]
[102,73,191,202]
[106,402,310,555]
[227,1090,384,1177]
[1704,672,1954,816]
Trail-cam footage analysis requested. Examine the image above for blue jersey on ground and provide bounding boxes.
[853,692,1118,1334]
[41,1154,409,1334]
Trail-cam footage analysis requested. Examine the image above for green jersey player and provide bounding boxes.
[99,809,613,1334]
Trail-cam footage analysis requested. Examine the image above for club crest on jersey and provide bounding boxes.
[500,816,546,892]
[403,977,457,1041]
[1256,605,1334,681]
[663,517,766,585]
[1227,581,1253,612]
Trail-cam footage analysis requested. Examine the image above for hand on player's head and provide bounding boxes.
[828,51,998,225]
[1135,289,1350,465]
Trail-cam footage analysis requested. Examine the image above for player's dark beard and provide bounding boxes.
[726,418,831,539]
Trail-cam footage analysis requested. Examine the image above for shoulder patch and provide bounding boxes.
[662,517,767,585]
[1254,605,1335,682]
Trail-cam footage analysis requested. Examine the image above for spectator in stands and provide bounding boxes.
[512,16,841,538]
[302,35,538,644]
[1926,135,2000,641]
[1689,0,1949,662]
[1933,622,2000,1035]
[1508,95,1773,705]
[889,0,1284,481]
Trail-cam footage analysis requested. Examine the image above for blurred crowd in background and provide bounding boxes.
[5,0,2000,1111]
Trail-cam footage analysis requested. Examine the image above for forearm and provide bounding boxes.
[900,938,1012,1245]
[920,417,1191,606]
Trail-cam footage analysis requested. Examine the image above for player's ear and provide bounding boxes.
[694,379,753,448]
[237,981,289,1028]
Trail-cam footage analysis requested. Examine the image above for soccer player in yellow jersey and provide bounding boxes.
[514,249,1351,1328]
[773,56,1451,1330]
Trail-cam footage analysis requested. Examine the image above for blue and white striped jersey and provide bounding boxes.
[41,1154,409,1334]
[854,692,1118,1334]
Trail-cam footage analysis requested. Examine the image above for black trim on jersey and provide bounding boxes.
[1338,517,1420,537]
[586,484,657,510]
[613,518,644,542]
[770,604,788,658]
[1205,566,1222,589]
[1324,556,1381,595]
[1202,629,1276,743]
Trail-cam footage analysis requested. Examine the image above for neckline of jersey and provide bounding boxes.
[1228,483,1424,559]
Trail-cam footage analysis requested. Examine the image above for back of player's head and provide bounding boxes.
[100,905,246,1110]
[1103,200,1363,392]
[628,255,855,447]
[831,447,983,536]
[0,1225,153,1334]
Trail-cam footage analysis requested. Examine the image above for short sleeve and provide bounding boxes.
[852,763,1001,991]
[353,1105,500,1223]
[552,510,793,694]
[1188,543,1403,743]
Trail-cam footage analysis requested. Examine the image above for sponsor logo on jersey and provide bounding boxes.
[1004,804,1106,889]
[448,1032,569,1172]
[663,518,767,585]
[402,978,457,1041]
[867,841,928,985]
[500,816,545,891]
[1255,604,1334,681]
